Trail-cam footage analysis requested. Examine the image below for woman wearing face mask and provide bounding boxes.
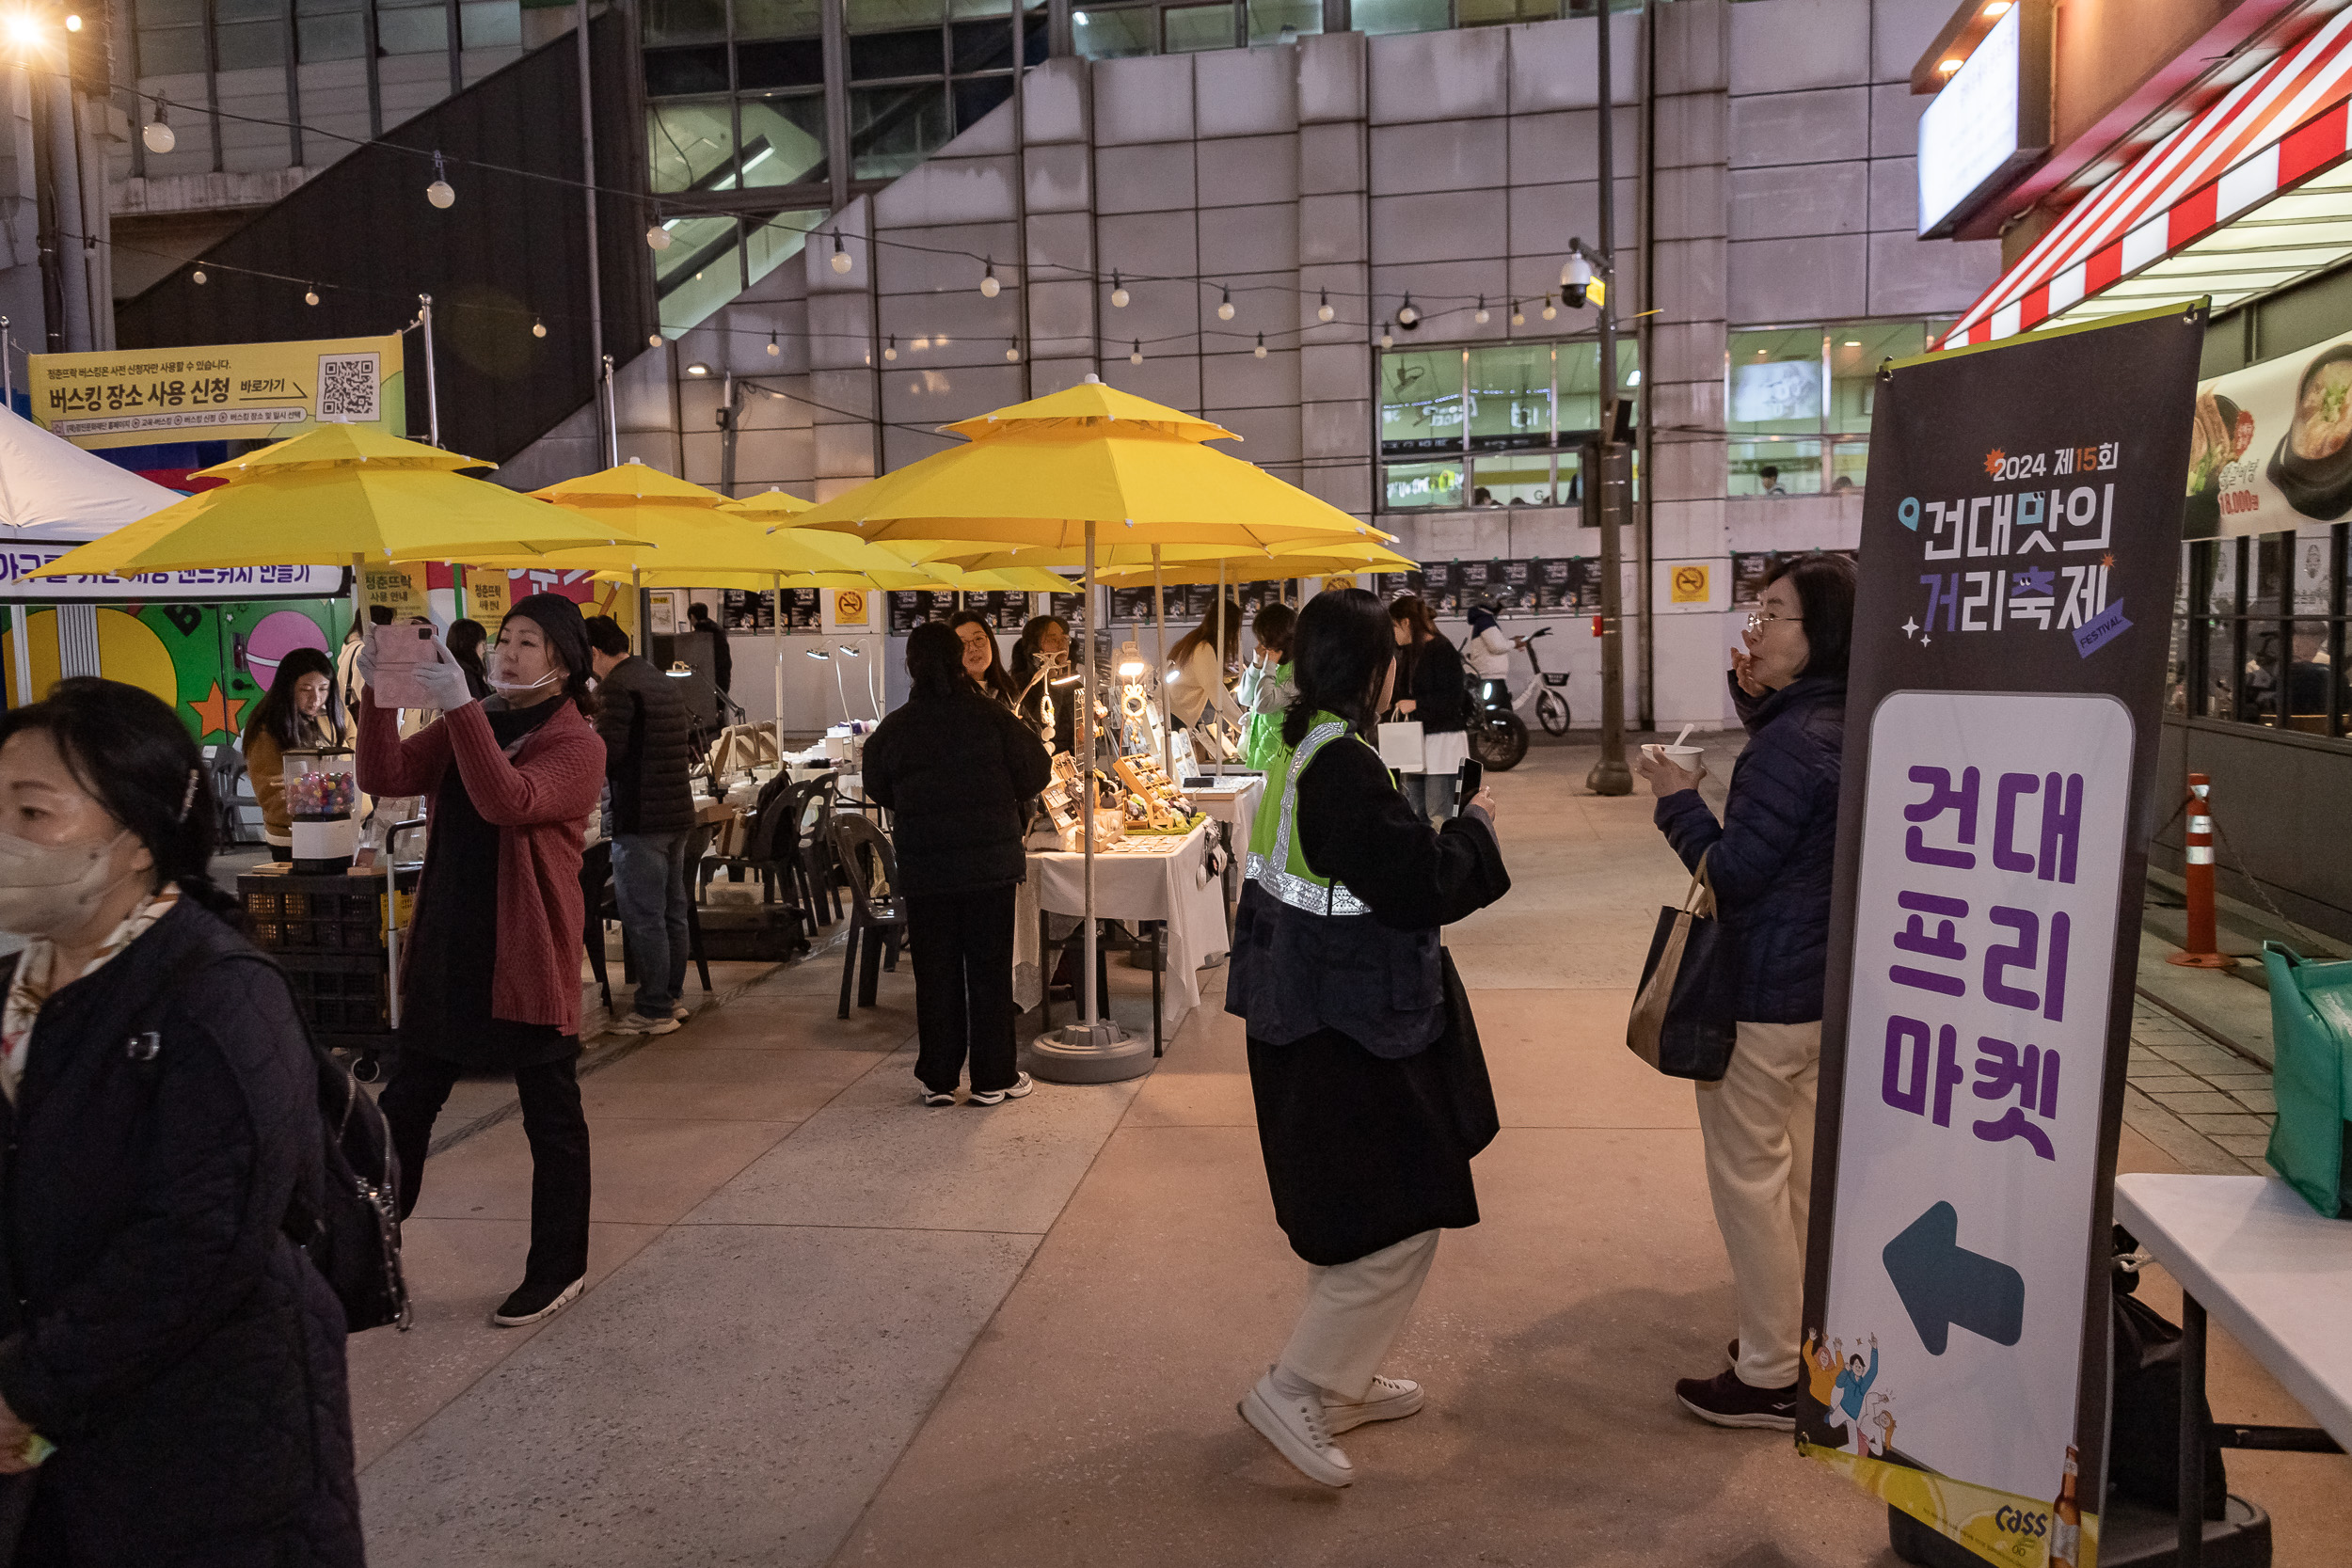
[357,594,607,1328]
[0,678,362,1566]
[1632,553,1852,1431]
[242,646,348,863]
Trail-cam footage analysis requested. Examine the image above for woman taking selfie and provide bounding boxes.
[358,594,606,1328]
[242,646,348,863]
[0,679,361,1564]
[1633,552,1852,1431]
[1226,589,1509,1489]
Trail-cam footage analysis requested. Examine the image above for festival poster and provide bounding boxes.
[1802,304,2203,1568]
[27,335,405,450]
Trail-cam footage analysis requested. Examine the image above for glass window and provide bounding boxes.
[136,24,206,72]
[1728,438,1820,498]
[1557,340,1638,434]
[644,44,731,95]
[1467,343,1551,450]
[461,1,521,49]
[1829,440,1868,495]
[1457,0,1562,23]
[1350,0,1447,35]
[950,15,1016,70]
[648,99,736,193]
[214,19,286,67]
[850,83,950,180]
[1471,453,1553,507]
[642,0,727,42]
[1246,0,1319,41]
[1164,2,1233,51]
[1727,328,1824,435]
[735,0,822,36]
[1073,6,1153,58]
[375,4,445,52]
[297,11,365,57]
[657,214,747,338]
[739,91,827,187]
[1384,461,1464,511]
[1829,322,1921,434]
[1380,349,1463,455]
[747,208,824,288]
[850,28,944,78]
[848,0,946,29]
[953,74,1011,132]
[737,37,825,87]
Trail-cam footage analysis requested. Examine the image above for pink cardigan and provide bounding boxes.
[356,699,604,1035]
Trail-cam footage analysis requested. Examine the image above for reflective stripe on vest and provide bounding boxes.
[1246,718,1372,917]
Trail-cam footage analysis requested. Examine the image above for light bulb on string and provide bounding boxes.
[883,335,898,361]
[1005,341,1021,362]
[1216,285,1234,322]
[979,258,1000,298]
[425,150,454,210]
[1253,332,1266,359]
[142,98,174,154]
[1378,321,1393,350]
[532,317,547,339]
[304,284,319,307]
[1541,293,1558,321]
[1510,300,1525,326]
[766,330,780,356]
[1109,271,1129,309]
[1396,293,1419,326]
[829,231,851,274]
[191,266,207,285]
[1474,295,1490,325]
[1129,340,1142,365]
[648,333,662,348]
[646,219,672,251]
[1316,289,1334,323]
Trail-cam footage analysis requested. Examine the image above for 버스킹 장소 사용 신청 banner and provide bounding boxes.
[1799,302,2205,1568]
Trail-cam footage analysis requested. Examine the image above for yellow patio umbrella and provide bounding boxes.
[28,427,646,645]
[788,379,1376,1079]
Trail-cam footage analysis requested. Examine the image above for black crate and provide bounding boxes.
[239,872,385,954]
[276,952,391,1037]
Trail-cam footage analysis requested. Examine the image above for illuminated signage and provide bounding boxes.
[1916,2,2052,240]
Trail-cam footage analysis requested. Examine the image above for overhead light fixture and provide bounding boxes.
[191,266,207,284]
[1541,294,1558,322]
[1316,288,1334,323]
[1378,321,1393,350]
[1982,1,2010,13]
[1473,295,1489,325]
[1110,270,1129,309]
[1005,341,1021,362]
[1844,339,1861,347]
[303,284,319,307]
[649,333,663,347]
[830,231,851,274]
[1510,300,1525,326]
[63,13,80,29]
[1938,57,1962,74]
[980,257,1000,298]
[425,150,455,209]
[1253,332,1267,359]
[767,330,780,356]
[532,317,547,338]
[143,98,175,154]
[883,335,898,360]
[1129,339,1143,365]
[1216,285,1235,322]
[647,221,673,250]
[1396,293,1419,326]
[686,362,710,376]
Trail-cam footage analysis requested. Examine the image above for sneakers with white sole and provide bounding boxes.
[919,1088,957,1107]
[491,1275,584,1327]
[1324,1374,1424,1433]
[968,1071,1034,1106]
[1239,1373,1354,1487]
[608,1010,681,1037]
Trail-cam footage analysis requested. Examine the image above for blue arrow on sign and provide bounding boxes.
[1882,1201,2026,1354]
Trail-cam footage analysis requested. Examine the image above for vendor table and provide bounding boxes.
[1012,821,1228,1044]
[2112,1173,2351,1567]
[1184,774,1263,927]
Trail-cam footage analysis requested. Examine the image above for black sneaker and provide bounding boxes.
[492,1275,584,1328]
[919,1087,956,1107]
[1675,1367,1798,1430]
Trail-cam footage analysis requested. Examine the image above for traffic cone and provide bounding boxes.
[2167,772,2235,969]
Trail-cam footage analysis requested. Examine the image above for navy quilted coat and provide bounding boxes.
[0,897,363,1567]
[1655,673,1847,1024]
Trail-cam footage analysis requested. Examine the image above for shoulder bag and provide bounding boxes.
[1627,852,1738,1081]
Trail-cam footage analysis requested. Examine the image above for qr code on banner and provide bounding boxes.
[316,352,379,422]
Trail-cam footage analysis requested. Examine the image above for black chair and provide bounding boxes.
[211,744,251,846]
[678,819,717,997]
[829,813,907,1019]
[580,840,614,1016]
[698,776,814,932]
[790,771,841,927]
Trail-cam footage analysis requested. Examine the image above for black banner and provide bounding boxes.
[1800,306,2203,1560]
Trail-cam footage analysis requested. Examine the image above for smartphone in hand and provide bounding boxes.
[367,624,444,709]
[1456,757,1484,800]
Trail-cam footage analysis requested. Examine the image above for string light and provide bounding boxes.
[532,317,547,338]
[191,266,207,285]
[1110,270,1129,309]
[829,231,850,274]
[648,333,662,347]
[646,219,672,251]
[1253,332,1266,359]
[1316,289,1334,323]
[1378,321,1393,350]
[1541,293,1558,321]
[303,284,319,306]
[1396,293,1419,326]
[1129,340,1142,365]
[979,258,1000,298]
[425,151,454,210]
[1473,295,1489,325]
[142,98,174,154]
[766,330,780,356]
[1005,341,1021,362]
[1216,285,1234,322]
[883,335,898,360]
[1510,300,1525,326]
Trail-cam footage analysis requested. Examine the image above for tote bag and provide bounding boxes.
[1627,854,1738,1081]
[2260,941,2352,1218]
[1376,719,1425,772]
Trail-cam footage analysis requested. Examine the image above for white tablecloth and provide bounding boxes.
[1185,775,1263,911]
[1012,822,1229,1034]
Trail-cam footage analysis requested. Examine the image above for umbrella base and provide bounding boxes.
[1029,1020,1154,1084]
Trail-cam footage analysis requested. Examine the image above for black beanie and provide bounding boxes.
[501,592,593,683]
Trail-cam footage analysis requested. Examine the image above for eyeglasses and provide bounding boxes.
[1745,610,1800,632]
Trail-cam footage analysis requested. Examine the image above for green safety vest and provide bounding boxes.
[1245,708,1373,916]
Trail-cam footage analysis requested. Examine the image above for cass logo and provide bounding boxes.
[1994,1504,2050,1538]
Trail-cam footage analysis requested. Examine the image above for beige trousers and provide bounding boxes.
[1276,1228,1440,1402]
[1694,1020,1821,1389]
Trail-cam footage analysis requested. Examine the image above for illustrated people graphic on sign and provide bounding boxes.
[1799,1330,1851,1448]
[1862,1387,1897,1457]
[1833,1334,1880,1443]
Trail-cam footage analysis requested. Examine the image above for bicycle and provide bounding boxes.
[1464,626,1568,771]
[1517,626,1571,736]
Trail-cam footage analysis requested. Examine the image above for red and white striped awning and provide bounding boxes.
[1939,8,2352,349]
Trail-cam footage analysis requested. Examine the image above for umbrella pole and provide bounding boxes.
[1152,546,1171,787]
[8,604,30,707]
[633,564,645,657]
[1081,520,1097,1031]
[772,573,786,759]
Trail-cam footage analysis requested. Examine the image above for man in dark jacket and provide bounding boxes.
[862,621,1052,1106]
[587,615,699,1035]
[687,602,732,722]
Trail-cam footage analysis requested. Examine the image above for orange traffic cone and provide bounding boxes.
[2168,772,2235,969]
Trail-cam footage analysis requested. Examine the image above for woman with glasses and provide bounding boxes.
[1631,552,1854,1433]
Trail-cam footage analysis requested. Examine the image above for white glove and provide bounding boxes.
[354,635,378,692]
[410,645,476,713]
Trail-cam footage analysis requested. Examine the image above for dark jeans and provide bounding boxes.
[907,884,1018,1094]
[379,1051,592,1288]
[611,829,691,1017]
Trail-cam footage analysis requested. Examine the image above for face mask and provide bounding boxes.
[0,829,136,940]
[489,657,561,697]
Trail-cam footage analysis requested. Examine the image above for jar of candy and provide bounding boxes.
[284,748,361,873]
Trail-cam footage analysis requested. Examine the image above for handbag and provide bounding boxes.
[1376,718,1425,772]
[1437,946,1500,1155]
[1627,853,1738,1081]
[2259,941,2352,1217]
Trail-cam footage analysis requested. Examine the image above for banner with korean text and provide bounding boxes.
[26,336,405,450]
[1800,303,2205,1568]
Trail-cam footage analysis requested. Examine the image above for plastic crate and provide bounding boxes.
[239,871,392,954]
[276,952,391,1036]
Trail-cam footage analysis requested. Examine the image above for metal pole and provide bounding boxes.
[772,572,786,758]
[1080,519,1098,1030]
[601,355,620,467]
[8,603,32,706]
[2,317,11,413]
[632,563,645,656]
[1152,546,1170,784]
[1585,0,1632,798]
[419,294,441,447]
[2180,1294,2207,1568]
[575,0,607,464]
[718,371,740,496]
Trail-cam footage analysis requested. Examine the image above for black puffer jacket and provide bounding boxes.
[1655,673,1846,1023]
[1401,635,1469,734]
[0,897,362,1567]
[596,653,697,836]
[862,685,1053,897]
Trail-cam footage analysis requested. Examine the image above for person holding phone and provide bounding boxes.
[358,594,607,1328]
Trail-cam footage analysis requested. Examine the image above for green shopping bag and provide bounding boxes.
[2260,942,2352,1218]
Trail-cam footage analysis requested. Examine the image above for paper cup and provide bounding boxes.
[1663,745,1704,768]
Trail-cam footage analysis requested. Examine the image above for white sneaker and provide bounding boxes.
[672,1004,691,1022]
[968,1071,1034,1106]
[609,1011,681,1036]
[1239,1373,1354,1487]
[1324,1374,1424,1433]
